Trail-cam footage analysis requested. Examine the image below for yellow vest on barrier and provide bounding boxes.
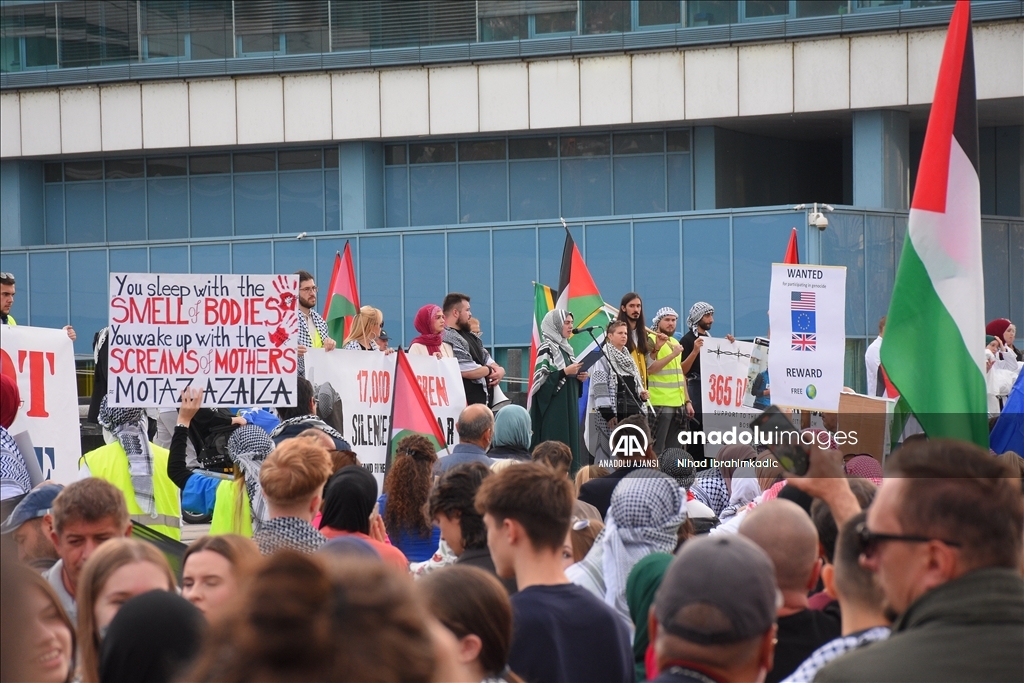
[646,333,687,407]
[80,441,181,540]
[210,478,253,538]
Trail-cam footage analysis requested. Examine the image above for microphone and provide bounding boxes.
[571,325,598,334]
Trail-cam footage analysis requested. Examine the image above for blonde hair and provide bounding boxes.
[574,465,610,496]
[489,458,520,474]
[344,306,384,347]
[184,534,261,581]
[77,538,176,683]
[259,439,333,506]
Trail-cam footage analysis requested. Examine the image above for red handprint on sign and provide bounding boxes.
[269,312,299,348]
[272,274,298,312]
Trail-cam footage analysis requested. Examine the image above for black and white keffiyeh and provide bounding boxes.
[530,309,576,400]
[690,468,730,517]
[253,516,326,555]
[269,415,345,443]
[590,342,645,435]
[687,302,714,336]
[343,339,379,351]
[98,397,155,514]
[227,424,274,533]
[781,627,891,683]
[601,470,685,615]
[297,309,330,377]
[0,426,31,498]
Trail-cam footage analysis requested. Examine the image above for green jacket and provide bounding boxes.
[815,567,1024,682]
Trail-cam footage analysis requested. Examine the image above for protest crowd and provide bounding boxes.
[2,260,1023,683]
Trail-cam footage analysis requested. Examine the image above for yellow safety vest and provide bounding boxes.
[647,333,688,407]
[80,441,181,540]
[4,316,15,325]
[209,478,253,538]
[630,347,648,388]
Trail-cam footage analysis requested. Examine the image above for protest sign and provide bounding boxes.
[837,392,895,461]
[0,325,82,483]
[304,349,466,485]
[699,338,762,460]
[107,273,299,408]
[768,264,847,411]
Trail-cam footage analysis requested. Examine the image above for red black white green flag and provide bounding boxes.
[388,349,449,467]
[323,242,360,346]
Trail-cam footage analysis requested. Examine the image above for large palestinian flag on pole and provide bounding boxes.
[527,281,556,408]
[555,226,614,359]
[323,241,360,346]
[880,1,987,448]
[388,349,449,467]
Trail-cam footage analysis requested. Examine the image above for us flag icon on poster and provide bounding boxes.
[791,291,816,351]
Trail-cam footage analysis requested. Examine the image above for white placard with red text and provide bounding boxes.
[0,325,83,483]
[107,273,299,407]
[699,338,762,460]
[304,349,466,486]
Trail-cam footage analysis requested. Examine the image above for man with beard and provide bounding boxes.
[617,292,650,388]
[442,293,505,406]
[646,308,694,454]
[294,270,336,378]
[680,302,732,459]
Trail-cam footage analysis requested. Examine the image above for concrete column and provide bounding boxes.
[852,110,910,210]
[340,142,384,231]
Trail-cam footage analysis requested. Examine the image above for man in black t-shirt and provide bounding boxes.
[679,302,733,458]
[477,463,634,683]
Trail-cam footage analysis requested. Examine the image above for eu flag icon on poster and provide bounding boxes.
[791,291,816,351]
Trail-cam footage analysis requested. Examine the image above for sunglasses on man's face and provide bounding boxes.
[854,521,961,558]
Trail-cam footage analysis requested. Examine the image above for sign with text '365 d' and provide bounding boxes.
[699,338,762,460]
[768,264,847,412]
[108,273,299,407]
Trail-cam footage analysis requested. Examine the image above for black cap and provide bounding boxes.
[655,534,778,645]
[378,329,389,341]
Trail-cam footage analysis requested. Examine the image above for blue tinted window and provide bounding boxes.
[865,215,894,335]
[190,176,232,238]
[29,252,67,330]
[683,218,731,335]
[403,233,447,344]
[385,167,408,228]
[634,220,681,319]
[231,242,272,274]
[315,238,350,288]
[561,158,610,218]
[274,240,315,276]
[106,180,146,242]
[492,230,533,345]
[358,236,403,342]
[65,182,105,243]
[667,154,693,212]
[148,178,189,240]
[820,212,865,337]
[45,185,64,244]
[109,248,148,274]
[585,223,632,305]
[981,221,1009,325]
[325,170,340,232]
[191,244,231,274]
[1,253,28,323]
[1010,222,1024,326]
[234,174,277,236]
[150,246,189,273]
[410,165,457,227]
[68,250,107,354]
[614,156,665,215]
[448,231,492,344]
[510,160,559,222]
[280,170,324,234]
[459,162,507,224]
[733,215,794,338]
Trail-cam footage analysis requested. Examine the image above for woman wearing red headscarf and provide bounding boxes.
[987,318,1023,362]
[408,304,453,359]
[1,374,31,502]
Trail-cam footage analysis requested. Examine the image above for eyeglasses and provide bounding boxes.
[855,522,961,558]
[572,518,590,531]
[300,285,318,293]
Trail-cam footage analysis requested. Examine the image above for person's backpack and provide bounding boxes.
[196,423,237,474]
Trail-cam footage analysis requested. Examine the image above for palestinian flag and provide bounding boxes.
[555,228,614,359]
[388,349,449,467]
[527,282,556,408]
[880,2,987,448]
[323,242,360,346]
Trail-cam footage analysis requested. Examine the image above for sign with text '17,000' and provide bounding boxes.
[107,273,299,408]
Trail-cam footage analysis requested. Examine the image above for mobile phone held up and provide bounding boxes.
[749,405,810,476]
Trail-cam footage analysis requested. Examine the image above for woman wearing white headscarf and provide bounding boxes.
[529,309,588,472]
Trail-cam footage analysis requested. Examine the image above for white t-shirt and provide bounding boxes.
[865,336,883,396]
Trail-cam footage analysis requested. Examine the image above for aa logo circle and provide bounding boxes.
[610,423,649,459]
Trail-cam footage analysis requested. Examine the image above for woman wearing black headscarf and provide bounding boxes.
[319,466,410,570]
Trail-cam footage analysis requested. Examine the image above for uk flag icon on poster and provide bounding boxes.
[791,291,816,351]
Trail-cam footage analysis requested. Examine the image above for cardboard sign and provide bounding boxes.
[768,264,847,411]
[836,392,895,461]
[0,325,83,483]
[699,338,763,459]
[304,349,466,486]
[107,273,299,407]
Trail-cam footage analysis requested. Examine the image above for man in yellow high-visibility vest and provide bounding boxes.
[647,307,694,454]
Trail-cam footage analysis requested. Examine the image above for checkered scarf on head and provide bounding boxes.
[530,309,576,399]
[652,307,678,329]
[98,397,155,515]
[687,302,714,336]
[601,470,685,615]
[228,424,274,532]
